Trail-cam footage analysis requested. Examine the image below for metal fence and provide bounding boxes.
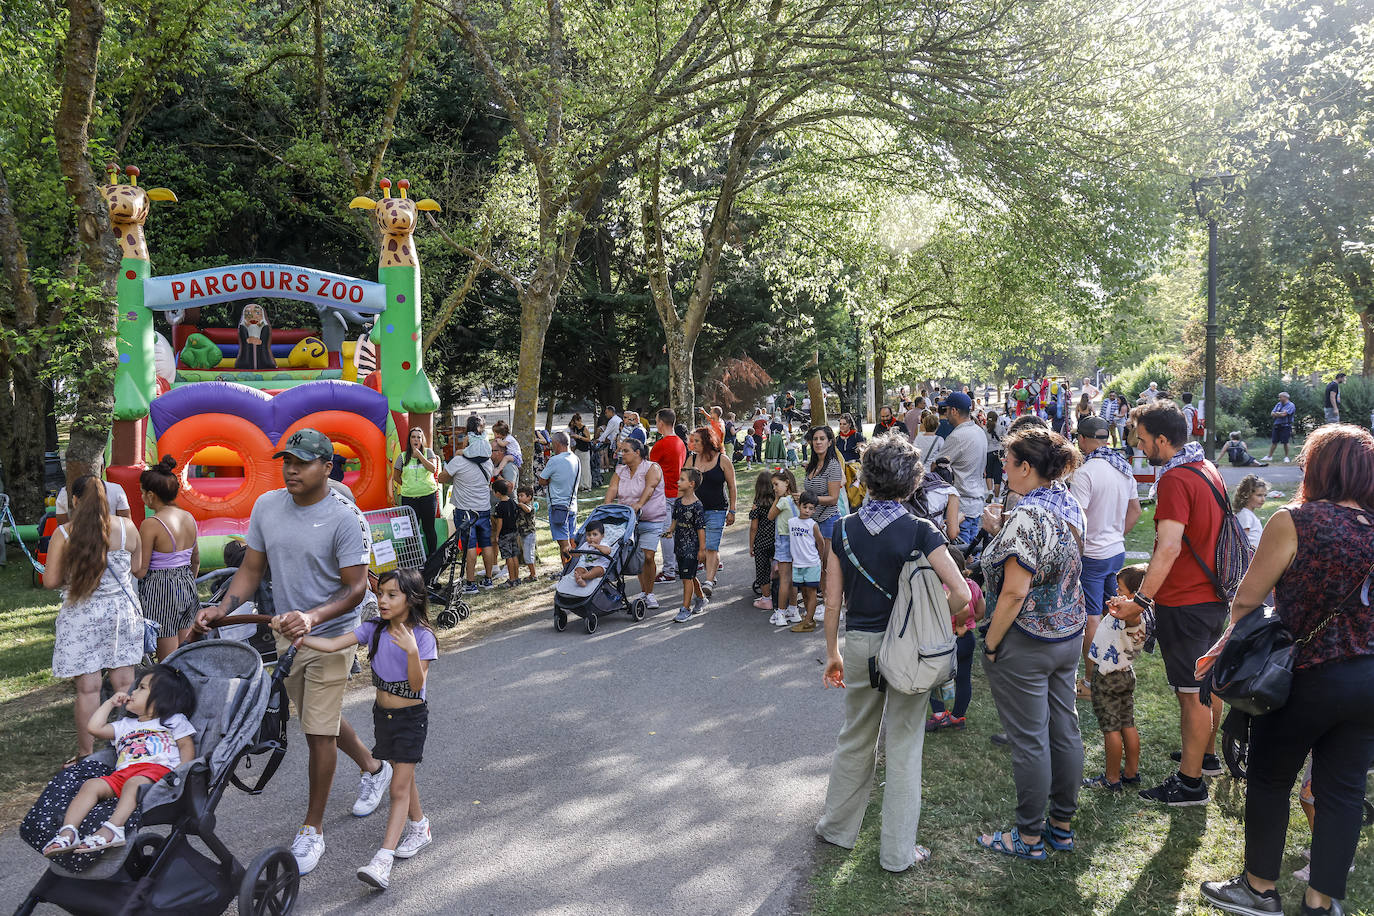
[363,505,426,574]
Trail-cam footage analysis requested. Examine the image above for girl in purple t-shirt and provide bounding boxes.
[290,568,438,890]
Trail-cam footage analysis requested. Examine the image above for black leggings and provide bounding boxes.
[929,631,975,718]
[1244,656,1374,899]
[401,492,439,557]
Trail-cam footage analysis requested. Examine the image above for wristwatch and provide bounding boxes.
[983,643,1000,658]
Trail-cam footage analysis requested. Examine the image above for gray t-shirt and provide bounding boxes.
[942,420,988,519]
[246,489,371,638]
[446,452,494,512]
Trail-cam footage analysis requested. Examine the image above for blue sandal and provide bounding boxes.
[1043,818,1074,852]
[977,828,1047,861]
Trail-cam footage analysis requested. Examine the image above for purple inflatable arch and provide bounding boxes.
[150,380,388,442]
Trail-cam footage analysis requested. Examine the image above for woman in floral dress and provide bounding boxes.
[44,475,144,761]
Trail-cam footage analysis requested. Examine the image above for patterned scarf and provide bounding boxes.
[1015,484,1086,535]
[858,498,908,536]
[1085,446,1133,481]
[1159,441,1206,477]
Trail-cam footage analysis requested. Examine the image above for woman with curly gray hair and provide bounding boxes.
[815,434,970,871]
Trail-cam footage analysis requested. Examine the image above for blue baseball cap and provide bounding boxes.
[941,392,973,412]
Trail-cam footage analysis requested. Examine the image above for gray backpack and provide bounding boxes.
[840,518,957,695]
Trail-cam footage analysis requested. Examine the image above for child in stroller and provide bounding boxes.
[571,521,612,588]
[43,666,197,857]
[552,504,647,634]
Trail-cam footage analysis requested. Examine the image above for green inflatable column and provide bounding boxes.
[114,256,155,422]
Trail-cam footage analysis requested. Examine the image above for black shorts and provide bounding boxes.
[372,701,428,764]
[985,452,1004,483]
[1154,601,1228,692]
[676,553,700,580]
[1271,424,1292,445]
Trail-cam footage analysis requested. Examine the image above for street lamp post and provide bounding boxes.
[1191,173,1235,462]
[1276,304,1291,375]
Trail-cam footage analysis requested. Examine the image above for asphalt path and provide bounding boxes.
[1,520,845,916]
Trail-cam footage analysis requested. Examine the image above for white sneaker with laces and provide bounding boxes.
[644,594,659,609]
[394,818,431,859]
[353,760,393,816]
[357,850,393,889]
[785,606,802,624]
[769,610,788,627]
[290,826,326,876]
[815,605,826,622]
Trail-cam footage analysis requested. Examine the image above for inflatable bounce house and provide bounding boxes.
[102,166,440,560]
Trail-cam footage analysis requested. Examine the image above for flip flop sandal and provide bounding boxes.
[60,755,83,769]
[74,821,125,853]
[977,828,1047,861]
[1043,818,1075,852]
[789,620,818,632]
[42,825,81,858]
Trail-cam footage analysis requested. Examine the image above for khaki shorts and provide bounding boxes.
[275,634,355,736]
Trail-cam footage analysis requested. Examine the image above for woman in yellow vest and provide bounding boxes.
[393,427,441,556]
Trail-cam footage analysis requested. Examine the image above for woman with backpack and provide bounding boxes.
[975,427,1087,862]
[1199,424,1374,916]
[815,435,970,872]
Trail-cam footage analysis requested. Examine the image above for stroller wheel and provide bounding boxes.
[585,613,598,634]
[1220,710,1250,780]
[555,611,568,632]
[630,598,647,621]
[239,846,300,916]
[436,609,460,630]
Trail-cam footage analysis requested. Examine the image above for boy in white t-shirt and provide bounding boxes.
[44,665,198,855]
[786,493,826,633]
[1085,565,1151,793]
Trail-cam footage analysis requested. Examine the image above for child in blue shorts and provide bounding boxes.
[786,492,826,633]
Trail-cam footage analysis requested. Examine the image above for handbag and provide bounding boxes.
[1205,557,1374,715]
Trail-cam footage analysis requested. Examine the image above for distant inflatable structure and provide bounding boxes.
[103,166,439,543]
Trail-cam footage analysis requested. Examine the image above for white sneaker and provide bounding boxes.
[395,818,432,859]
[357,850,393,889]
[353,760,392,816]
[644,594,659,609]
[769,610,788,627]
[701,580,715,598]
[815,605,826,622]
[785,606,802,624]
[290,826,326,875]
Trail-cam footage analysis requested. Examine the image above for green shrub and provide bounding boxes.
[1108,354,1176,403]
[1237,373,1320,433]
[1211,409,1254,443]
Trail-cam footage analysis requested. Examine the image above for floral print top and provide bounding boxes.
[1275,501,1374,671]
[982,503,1086,642]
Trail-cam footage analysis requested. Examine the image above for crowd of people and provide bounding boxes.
[34,372,1373,912]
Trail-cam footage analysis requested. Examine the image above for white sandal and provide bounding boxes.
[74,821,125,852]
[42,825,81,857]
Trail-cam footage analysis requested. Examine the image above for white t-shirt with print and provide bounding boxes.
[788,516,822,568]
[1087,616,1145,675]
[113,713,196,771]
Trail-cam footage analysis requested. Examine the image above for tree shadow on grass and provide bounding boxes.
[1107,809,1207,916]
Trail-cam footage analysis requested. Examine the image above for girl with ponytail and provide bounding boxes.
[44,474,144,762]
[134,455,201,659]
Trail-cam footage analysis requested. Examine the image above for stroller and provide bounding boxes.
[16,635,301,916]
[421,528,472,629]
[552,503,646,634]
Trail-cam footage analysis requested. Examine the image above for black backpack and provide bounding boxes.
[1177,464,1254,602]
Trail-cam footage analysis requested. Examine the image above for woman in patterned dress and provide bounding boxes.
[44,475,144,761]
[133,455,200,660]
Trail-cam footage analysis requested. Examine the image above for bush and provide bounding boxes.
[1211,409,1254,444]
[1237,373,1321,434]
[1108,354,1176,403]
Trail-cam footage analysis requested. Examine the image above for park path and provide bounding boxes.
[0,520,844,916]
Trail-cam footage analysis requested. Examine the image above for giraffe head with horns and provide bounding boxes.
[349,179,441,269]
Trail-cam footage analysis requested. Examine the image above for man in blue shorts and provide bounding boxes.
[438,427,497,593]
[540,432,581,567]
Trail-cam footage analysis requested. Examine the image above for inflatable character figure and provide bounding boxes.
[236,303,276,370]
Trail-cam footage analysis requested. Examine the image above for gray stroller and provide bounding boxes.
[16,635,300,916]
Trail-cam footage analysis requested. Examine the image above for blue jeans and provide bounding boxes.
[1079,552,1125,616]
[958,516,980,544]
[929,631,975,718]
[702,509,728,551]
[817,515,838,540]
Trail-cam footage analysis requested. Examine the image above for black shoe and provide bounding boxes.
[1169,751,1224,777]
[1199,875,1282,916]
[989,733,1010,747]
[1140,772,1209,807]
[1300,900,1344,916]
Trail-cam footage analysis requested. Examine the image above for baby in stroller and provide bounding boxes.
[571,521,612,588]
[43,666,197,857]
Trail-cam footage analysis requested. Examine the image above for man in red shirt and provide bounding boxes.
[650,408,687,582]
[1122,400,1227,808]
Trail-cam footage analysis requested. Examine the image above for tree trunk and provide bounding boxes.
[872,345,887,413]
[665,333,694,423]
[1362,309,1374,377]
[54,0,120,484]
[807,350,826,427]
[545,397,556,431]
[512,279,556,486]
